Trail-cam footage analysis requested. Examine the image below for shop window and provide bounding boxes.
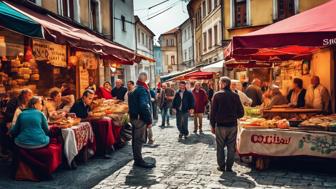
[214,25,218,45]
[277,0,295,20]
[234,0,247,27]
[121,15,126,32]
[208,29,212,49]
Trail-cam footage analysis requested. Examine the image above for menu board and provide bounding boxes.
[32,39,67,67]
[75,51,98,70]
[79,66,89,95]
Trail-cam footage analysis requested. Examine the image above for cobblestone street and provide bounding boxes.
[93,117,336,189]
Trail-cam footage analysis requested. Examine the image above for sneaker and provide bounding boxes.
[226,168,233,172]
[193,130,197,134]
[148,140,154,145]
[134,161,156,169]
[178,134,183,139]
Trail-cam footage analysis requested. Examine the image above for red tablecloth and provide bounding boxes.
[112,124,122,142]
[17,138,62,178]
[89,118,115,156]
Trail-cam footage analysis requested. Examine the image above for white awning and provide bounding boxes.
[200,60,225,73]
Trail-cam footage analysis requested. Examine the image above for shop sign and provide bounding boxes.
[79,66,89,95]
[75,51,98,70]
[32,39,66,67]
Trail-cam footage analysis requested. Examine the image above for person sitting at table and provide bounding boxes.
[10,96,50,149]
[11,89,34,128]
[287,78,306,108]
[96,81,113,99]
[10,96,62,181]
[45,88,75,121]
[112,79,127,101]
[263,85,288,110]
[70,90,95,119]
[305,76,331,114]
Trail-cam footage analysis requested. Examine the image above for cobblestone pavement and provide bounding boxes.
[94,117,336,189]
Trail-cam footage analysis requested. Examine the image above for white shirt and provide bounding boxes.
[235,90,252,106]
[305,84,329,110]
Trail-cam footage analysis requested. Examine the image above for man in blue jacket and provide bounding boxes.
[172,81,195,140]
[128,72,155,168]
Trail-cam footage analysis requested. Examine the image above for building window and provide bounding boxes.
[198,41,201,58]
[141,33,145,45]
[170,39,174,46]
[214,0,218,8]
[90,0,99,32]
[189,47,192,60]
[208,29,212,49]
[208,0,212,14]
[171,55,176,65]
[146,35,148,47]
[184,50,187,61]
[121,15,126,32]
[234,0,247,27]
[277,0,295,20]
[203,32,207,51]
[61,0,75,19]
[214,25,218,45]
[202,1,206,18]
[138,29,141,43]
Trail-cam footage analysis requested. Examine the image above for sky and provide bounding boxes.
[133,0,189,43]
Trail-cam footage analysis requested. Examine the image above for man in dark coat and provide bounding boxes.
[172,81,195,139]
[111,79,127,101]
[128,72,155,168]
[211,77,244,172]
[70,90,94,119]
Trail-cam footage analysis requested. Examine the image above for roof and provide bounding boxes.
[134,15,155,36]
[161,27,179,35]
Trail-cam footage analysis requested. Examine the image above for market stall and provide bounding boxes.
[223,0,336,170]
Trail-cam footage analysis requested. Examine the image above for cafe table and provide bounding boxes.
[50,122,94,166]
[88,117,116,156]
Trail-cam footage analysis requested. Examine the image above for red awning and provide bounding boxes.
[5,1,142,64]
[174,71,214,80]
[226,0,335,61]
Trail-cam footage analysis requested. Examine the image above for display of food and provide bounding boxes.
[90,99,129,118]
[244,106,261,117]
[299,115,336,127]
[240,117,289,129]
[49,117,81,128]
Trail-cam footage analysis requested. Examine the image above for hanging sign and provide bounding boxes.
[75,51,98,70]
[32,39,67,67]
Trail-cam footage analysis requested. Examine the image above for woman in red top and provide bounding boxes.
[192,82,208,134]
[96,81,113,99]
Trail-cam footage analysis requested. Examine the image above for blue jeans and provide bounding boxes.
[176,111,189,136]
[161,107,170,126]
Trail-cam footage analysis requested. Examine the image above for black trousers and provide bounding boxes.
[131,119,147,163]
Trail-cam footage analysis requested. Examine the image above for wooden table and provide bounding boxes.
[263,108,322,119]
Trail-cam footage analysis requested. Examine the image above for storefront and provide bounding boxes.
[223,0,336,170]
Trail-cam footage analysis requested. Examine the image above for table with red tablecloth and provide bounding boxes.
[89,117,116,156]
